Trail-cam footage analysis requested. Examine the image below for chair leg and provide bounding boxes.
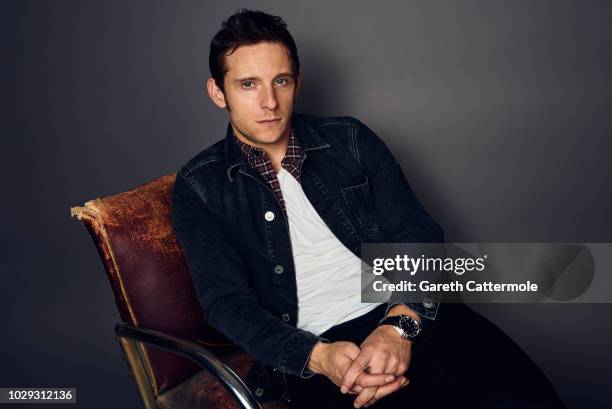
[116,336,159,409]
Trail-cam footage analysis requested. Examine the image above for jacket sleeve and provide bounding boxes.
[172,170,325,377]
[355,119,445,321]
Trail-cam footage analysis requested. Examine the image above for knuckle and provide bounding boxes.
[362,345,375,355]
[356,352,369,362]
[373,352,388,364]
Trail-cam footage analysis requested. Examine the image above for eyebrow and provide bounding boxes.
[233,72,295,83]
[233,76,258,83]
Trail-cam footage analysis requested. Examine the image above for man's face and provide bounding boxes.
[208,41,299,149]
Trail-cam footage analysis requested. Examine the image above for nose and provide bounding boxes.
[260,84,278,111]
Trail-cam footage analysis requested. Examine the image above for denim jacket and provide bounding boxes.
[172,113,444,404]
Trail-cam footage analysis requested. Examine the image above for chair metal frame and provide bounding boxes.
[114,323,261,409]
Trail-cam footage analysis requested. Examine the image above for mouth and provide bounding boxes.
[258,118,281,125]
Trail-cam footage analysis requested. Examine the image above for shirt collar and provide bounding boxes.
[224,112,330,180]
[233,129,301,170]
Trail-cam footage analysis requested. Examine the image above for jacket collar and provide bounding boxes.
[224,112,331,181]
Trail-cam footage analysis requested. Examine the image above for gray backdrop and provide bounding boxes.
[2,1,611,408]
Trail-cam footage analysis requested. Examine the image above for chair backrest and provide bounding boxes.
[71,173,231,395]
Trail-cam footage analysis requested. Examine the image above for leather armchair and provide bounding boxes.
[71,174,287,409]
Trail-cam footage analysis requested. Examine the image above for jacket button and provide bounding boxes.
[422,298,435,309]
[274,265,284,274]
[264,211,275,221]
[254,387,264,397]
[282,313,290,322]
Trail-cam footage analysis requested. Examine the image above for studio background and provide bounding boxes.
[2,1,611,408]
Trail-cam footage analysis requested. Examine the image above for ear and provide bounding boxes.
[206,78,227,109]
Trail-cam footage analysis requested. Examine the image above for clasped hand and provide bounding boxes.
[309,325,413,408]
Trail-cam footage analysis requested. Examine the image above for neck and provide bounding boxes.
[264,131,290,173]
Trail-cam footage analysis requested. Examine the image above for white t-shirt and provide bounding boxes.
[276,168,381,335]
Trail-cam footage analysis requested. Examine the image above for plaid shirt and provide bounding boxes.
[234,129,302,213]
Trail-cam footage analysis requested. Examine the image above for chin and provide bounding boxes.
[258,134,283,144]
[255,127,284,141]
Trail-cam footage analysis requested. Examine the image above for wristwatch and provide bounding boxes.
[378,315,421,341]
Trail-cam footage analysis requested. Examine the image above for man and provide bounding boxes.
[172,9,564,408]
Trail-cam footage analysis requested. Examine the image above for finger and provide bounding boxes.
[384,357,399,375]
[340,355,370,394]
[394,361,408,377]
[355,373,396,388]
[353,386,378,408]
[364,350,388,375]
[351,383,364,394]
[364,376,406,407]
[366,376,409,405]
[344,342,361,361]
[395,353,411,376]
[363,375,408,407]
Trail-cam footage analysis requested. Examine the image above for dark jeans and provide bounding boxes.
[286,303,565,409]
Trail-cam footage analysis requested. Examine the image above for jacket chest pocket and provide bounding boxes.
[340,177,382,241]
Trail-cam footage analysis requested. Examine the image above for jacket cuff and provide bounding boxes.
[278,330,327,378]
[386,298,440,324]
[299,337,331,379]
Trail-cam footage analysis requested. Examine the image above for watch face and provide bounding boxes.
[399,316,420,338]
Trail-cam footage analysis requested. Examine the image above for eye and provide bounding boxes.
[241,81,255,89]
[275,78,289,86]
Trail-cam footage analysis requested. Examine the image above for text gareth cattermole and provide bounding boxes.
[371,255,487,276]
[372,280,539,293]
